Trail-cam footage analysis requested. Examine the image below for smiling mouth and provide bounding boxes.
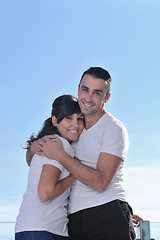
[69,130,78,133]
[83,101,94,108]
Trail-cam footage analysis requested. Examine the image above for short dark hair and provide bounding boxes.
[26,95,81,148]
[79,67,112,98]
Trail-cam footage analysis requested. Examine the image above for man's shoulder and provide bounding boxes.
[100,113,129,140]
[100,112,123,129]
[104,112,127,128]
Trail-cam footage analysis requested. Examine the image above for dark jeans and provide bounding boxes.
[15,231,69,240]
[68,200,136,240]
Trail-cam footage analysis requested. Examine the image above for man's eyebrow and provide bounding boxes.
[94,89,103,93]
[81,85,103,93]
[81,85,89,89]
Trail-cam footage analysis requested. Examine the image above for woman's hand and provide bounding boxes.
[132,214,143,227]
[26,140,42,167]
[30,140,40,153]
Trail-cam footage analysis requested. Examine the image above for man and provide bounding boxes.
[29,67,136,239]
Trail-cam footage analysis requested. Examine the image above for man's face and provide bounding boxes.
[78,74,110,116]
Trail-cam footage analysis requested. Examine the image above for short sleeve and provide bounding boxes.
[100,121,130,161]
[43,157,64,172]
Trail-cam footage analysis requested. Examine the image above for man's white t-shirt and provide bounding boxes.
[69,112,130,214]
[15,135,74,236]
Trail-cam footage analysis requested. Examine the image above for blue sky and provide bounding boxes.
[0,0,160,238]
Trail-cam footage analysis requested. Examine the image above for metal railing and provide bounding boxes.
[135,221,159,239]
[0,221,160,240]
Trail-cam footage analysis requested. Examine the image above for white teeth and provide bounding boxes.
[84,103,92,107]
[70,130,78,133]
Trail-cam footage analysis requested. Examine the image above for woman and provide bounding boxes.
[15,95,84,240]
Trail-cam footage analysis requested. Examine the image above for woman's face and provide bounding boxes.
[55,113,84,142]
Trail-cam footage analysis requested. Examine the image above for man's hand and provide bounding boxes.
[37,135,64,160]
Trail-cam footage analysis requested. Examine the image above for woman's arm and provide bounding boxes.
[26,148,35,167]
[38,164,75,202]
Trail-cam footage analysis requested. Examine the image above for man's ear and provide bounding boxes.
[52,116,58,127]
[104,93,111,103]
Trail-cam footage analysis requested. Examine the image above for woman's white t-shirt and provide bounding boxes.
[15,135,74,236]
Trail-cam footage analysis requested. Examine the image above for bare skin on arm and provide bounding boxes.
[26,149,34,167]
[38,163,75,202]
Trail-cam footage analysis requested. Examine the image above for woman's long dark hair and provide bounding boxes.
[26,95,81,149]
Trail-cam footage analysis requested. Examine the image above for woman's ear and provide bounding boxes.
[52,116,58,127]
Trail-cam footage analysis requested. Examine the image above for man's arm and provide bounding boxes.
[37,136,121,192]
[53,150,121,193]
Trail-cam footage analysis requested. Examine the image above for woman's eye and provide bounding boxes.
[66,117,72,120]
[78,117,84,121]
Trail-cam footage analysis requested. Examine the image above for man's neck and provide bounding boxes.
[84,109,106,130]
